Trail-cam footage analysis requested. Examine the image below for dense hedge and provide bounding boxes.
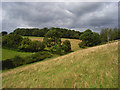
[2,51,52,70]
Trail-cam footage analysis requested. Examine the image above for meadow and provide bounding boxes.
[2,48,34,61]
[2,41,118,88]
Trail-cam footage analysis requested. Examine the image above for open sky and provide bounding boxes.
[2,1,118,33]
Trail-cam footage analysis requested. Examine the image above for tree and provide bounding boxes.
[100,28,108,43]
[18,38,32,52]
[62,40,71,52]
[79,30,101,47]
[1,31,8,36]
[100,28,119,43]
[83,29,92,33]
[43,30,61,47]
[2,34,23,49]
[19,38,45,52]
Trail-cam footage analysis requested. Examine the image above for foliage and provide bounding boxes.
[2,34,45,52]
[79,30,101,47]
[44,30,61,47]
[2,34,23,49]
[18,38,32,52]
[100,27,119,43]
[19,38,45,52]
[1,31,8,36]
[2,51,52,70]
[62,40,71,52]
[78,41,86,48]
[13,27,82,39]
[50,44,62,55]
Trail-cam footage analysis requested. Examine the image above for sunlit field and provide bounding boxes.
[2,41,118,88]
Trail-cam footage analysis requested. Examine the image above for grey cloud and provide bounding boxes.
[2,2,118,33]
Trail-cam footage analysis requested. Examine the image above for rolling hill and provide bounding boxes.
[2,41,118,88]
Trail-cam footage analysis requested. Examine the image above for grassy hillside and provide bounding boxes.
[23,36,81,51]
[2,49,34,61]
[2,41,118,88]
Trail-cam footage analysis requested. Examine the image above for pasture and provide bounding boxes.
[2,41,118,88]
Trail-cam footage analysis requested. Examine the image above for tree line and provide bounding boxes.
[79,27,120,48]
[11,27,82,39]
[2,30,72,70]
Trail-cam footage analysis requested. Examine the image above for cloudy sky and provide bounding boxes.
[2,1,118,33]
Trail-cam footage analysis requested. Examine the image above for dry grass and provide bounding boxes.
[2,41,118,88]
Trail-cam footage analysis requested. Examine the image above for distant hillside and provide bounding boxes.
[2,41,118,88]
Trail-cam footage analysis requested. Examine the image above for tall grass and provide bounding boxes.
[2,41,118,88]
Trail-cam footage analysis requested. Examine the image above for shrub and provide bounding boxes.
[18,38,32,52]
[62,40,71,52]
[2,59,14,69]
[25,51,52,63]
[43,30,61,47]
[19,38,45,52]
[2,51,52,70]
[2,34,23,49]
[56,45,62,55]
[78,41,86,48]
[1,31,8,36]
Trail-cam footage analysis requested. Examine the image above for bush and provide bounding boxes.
[18,38,32,52]
[19,38,45,52]
[1,31,8,36]
[25,51,52,63]
[56,45,62,55]
[2,51,52,70]
[78,42,86,48]
[43,30,61,47]
[2,34,23,49]
[62,40,71,52]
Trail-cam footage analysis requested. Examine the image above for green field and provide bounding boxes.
[2,49,34,61]
[2,41,118,88]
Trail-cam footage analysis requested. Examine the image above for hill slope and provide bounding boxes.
[2,41,118,88]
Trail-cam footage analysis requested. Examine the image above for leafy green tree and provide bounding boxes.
[100,28,108,43]
[43,30,61,47]
[13,27,82,39]
[62,40,71,52]
[78,41,86,48]
[113,27,118,40]
[2,34,23,49]
[19,38,45,52]
[100,27,119,43]
[1,31,8,36]
[18,38,32,51]
[79,30,101,47]
[84,29,92,33]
